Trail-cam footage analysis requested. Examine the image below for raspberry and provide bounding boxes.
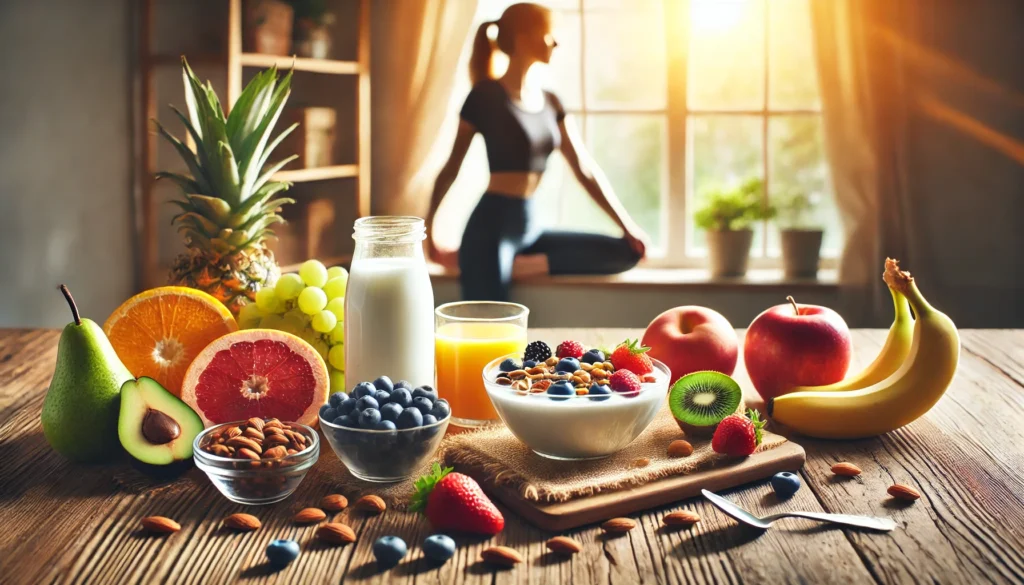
[556,340,585,359]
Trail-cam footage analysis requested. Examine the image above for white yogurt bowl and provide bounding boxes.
[482,354,670,460]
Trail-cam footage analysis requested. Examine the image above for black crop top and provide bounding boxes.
[459,79,566,173]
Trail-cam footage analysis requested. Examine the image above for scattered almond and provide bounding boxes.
[887,484,921,501]
[667,440,694,458]
[480,546,523,566]
[601,517,636,533]
[630,457,650,469]
[545,536,582,555]
[663,510,701,527]
[831,462,862,476]
[293,507,327,524]
[355,494,386,514]
[223,513,261,531]
[141,516,180,534]
[321,494,349,512]
[316,522,356,545]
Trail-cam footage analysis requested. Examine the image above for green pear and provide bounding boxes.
[41,285,134,462]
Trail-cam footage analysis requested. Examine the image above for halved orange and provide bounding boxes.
[104,287,238,397]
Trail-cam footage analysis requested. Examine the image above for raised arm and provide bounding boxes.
[557,113,649,258]
[425,120,477,263]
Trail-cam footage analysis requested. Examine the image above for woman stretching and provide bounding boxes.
[425,2,651,301]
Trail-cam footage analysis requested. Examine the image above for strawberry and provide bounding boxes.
[409,463,504,535]
[711,409,765,456]
[608,369,642,395]
[556,340,585,359]
[609,339,653,375]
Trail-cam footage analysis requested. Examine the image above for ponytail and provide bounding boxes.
[469,21,497,84]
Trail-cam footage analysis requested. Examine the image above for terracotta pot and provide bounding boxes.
[244,0,293,56]
[781,229,823,278]
[707,229,753,278]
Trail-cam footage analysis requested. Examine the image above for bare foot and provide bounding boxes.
[512,254,550,277]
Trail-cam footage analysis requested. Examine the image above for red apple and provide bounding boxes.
[744,296,852,400]
[642,306,739,382]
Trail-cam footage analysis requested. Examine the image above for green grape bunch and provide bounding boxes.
[237,259,348,392]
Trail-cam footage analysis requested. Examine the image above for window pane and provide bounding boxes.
[687,115,765,254]
[767,115,842,256]
[688,0,765,110]
[584,1,666,110]
[555,114,667,249]
[546,11,582,110]
[768,0,820,109]
[433,137,490,251]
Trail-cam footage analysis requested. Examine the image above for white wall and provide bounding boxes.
[0,0,134,327]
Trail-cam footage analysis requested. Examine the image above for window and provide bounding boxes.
[435,0,841,268]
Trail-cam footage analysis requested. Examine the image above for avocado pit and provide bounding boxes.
[142,409,181,445]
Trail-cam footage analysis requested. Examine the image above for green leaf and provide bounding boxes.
[252,155,299,194]
[172,211,221,234]
[238,70,293,197]
[408,463,454,514]
[234,214,285,243]
[226,68,277,151]
[229,181,290,227]
[215,142,242,206]
[255,122,299,175]
[155,171,200,194]
[184,194,233,224]
[180,58,204,140]
[153,121,212,193]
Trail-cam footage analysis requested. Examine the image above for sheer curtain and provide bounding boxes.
[811,0,914,325]
[370,0,479,216]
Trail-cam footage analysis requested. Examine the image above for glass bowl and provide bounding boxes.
[319,413,449,482]
[483,354,670,460]
[193,421,319,505]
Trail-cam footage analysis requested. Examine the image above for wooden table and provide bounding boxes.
[2,328,1022,584]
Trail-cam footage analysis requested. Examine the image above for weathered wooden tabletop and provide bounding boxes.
[1,328,1022,584]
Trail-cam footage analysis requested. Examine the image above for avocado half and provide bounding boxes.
[118,377,204,471]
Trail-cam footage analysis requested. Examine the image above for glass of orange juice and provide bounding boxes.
[435,301,528,427]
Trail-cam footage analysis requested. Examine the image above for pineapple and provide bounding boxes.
[156,58,297,315]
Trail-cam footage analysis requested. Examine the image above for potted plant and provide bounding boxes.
[290,0,335,59]
[775,190,825,278]
[244,0,294,56]
[694,177,775,277]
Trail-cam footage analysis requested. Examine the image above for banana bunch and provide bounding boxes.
[767,259,959,439]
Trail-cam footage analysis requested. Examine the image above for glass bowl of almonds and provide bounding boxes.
[193,417,319,505]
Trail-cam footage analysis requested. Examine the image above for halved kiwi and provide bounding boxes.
[668,371,743,437]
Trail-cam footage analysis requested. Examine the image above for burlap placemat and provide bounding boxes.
[442,406,787,503]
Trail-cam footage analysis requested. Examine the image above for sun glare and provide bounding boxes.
[691,0,747,34]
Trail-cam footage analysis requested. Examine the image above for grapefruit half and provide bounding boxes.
[181,329,329,427]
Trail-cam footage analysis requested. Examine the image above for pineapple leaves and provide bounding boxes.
[216,142,242,206]
[183,194,233,224]
[180,58,203,141]
[172,212,220,236]
[155,171,200,194]
[229,181,291,228]
[153,121,212,194]
[226,67,278,152]
[238,69,294,200]
[253,155,299,194]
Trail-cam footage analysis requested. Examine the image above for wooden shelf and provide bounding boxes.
[280,254,352,274]
[239,53,360,75]
[271,164,358,183]
[149,52,224,66]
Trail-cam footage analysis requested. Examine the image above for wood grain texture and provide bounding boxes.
[0,328,1021,584]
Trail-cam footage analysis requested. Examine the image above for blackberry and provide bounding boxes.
[524,341,552,363]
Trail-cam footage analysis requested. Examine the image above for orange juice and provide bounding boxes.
[435,321,527,424]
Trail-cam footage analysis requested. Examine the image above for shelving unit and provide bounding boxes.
[135,0,370,289]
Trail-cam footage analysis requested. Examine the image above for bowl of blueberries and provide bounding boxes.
[318,375,451,482]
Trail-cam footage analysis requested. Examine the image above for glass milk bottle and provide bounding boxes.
[344,217,435,388]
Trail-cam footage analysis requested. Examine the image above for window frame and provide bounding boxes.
[557,0,836,270]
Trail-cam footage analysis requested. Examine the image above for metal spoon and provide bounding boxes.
[701,489,897,532]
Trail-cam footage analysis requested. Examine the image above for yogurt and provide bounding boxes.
[345,257,434,388]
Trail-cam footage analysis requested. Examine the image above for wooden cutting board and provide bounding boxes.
[470,441,806,532]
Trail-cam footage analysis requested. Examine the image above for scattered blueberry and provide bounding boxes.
[373,376,394,392]
[422,414,438,426]
[352,382,376,399]
[499,358,521,372]
[265,539,300,569]
[328,391,348,408]
[359,408,382,428]
[374,389,391,404]
[373,535,407,568]
[581,349,605,364]
[523,360,538,368]
[355,395,379,412]
[319,404,337,420]
[588,383,612,401]
[422,534,456,564]
[412,385,437,401]
[397,407,423,429]
[411,396,434,415]
[429,399,451,420]
[337,397,357,416]
[393,380,412,391]
[771,472,801,499]
[555,357,580,373]
[547,380,575,401]
[390,388,413,408]
[374,419,397,431]
[380,402,403,422]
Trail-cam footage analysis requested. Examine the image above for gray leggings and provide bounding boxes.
[459,193,642,301]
